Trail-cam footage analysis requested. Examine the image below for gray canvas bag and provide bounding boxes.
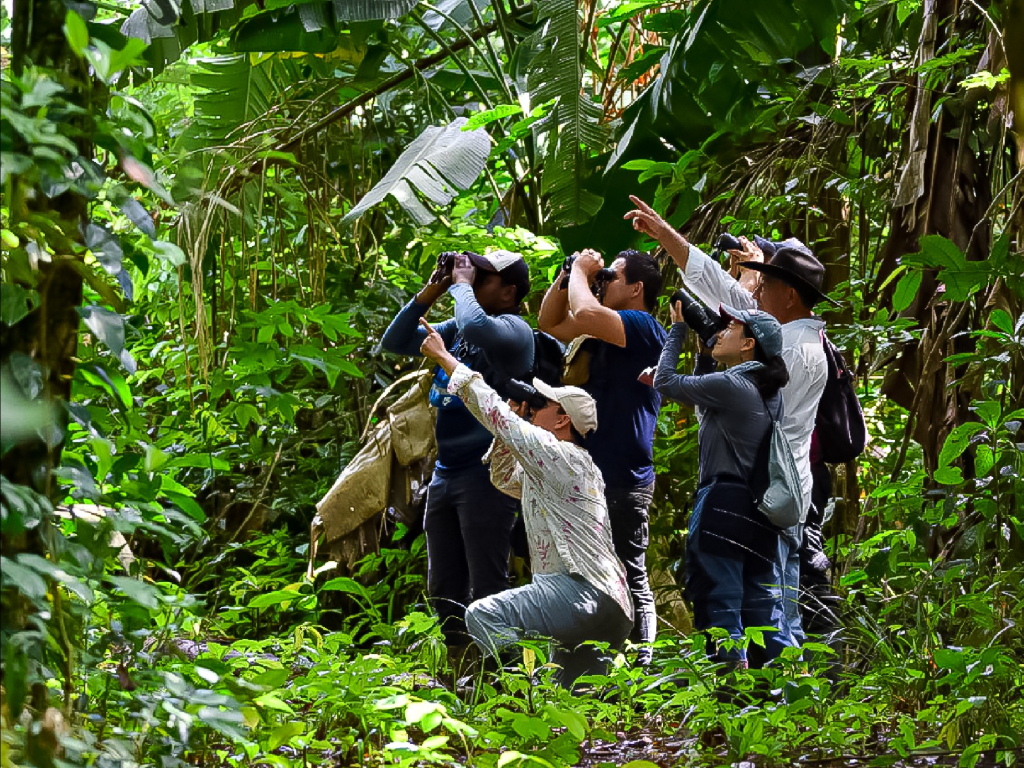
[718,394,803,530]
[758,413,803,529]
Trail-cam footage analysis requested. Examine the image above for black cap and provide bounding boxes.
[740,241,839,307]
[466,250,531,302]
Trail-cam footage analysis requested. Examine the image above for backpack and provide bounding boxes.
[815,332,867,464]
[720,396,804,530]
[472,327,565,392]
[530,330,565,387]
[757,419,804,529]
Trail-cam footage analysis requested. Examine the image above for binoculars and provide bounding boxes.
[670,288,726,348]
[505,379,548,410]
[559,253,617,292]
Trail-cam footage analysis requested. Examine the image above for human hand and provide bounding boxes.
[571,248,604,279]
[428,252,455,288]
[419,318,448,362]
[727,236,764,277]
[624,195,689,268]
[670,297,684,324]
[452,252,477,285]
[509,399,530,419]
[624,195,674,242]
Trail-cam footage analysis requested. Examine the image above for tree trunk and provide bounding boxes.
[2,0,92,740]
[877,0,991,474]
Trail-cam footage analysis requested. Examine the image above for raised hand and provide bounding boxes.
[670,297,684,324]
[623,195,673,241]
[452,252,477,285]
[419,317,447,361]
[571,248,604,279]
[623,195,690,269]
[727,235,764,276]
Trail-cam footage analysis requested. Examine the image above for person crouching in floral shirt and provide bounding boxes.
[418,317,632,688]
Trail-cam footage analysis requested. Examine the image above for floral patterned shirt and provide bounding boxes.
[448,364,633,620]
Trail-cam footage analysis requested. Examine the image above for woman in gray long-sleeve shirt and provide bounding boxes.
[654,300,794,669]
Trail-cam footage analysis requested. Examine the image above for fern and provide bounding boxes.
[526,0,606,226]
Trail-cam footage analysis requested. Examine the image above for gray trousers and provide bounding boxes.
[465,573,633,688]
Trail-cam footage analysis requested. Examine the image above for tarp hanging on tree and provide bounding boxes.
[311,370,434,548]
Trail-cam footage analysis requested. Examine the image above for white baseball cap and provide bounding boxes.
[530,378,599,436]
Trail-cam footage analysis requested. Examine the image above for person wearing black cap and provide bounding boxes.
[625,196,833,649]
[653,300,794,668]
[381,250,534,651]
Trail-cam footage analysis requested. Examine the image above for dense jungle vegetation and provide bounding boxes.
[1,0,1023,764]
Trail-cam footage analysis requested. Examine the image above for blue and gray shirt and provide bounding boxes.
[380,283,534,470]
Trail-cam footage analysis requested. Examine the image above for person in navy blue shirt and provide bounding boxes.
[539,248,666,664]
[381,250,534,649]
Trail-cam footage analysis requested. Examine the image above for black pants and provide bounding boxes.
[607,482,656,644]
[800,461,839,635]
[424,462,518,645]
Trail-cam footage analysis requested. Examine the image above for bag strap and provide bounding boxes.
[712,391,777,486]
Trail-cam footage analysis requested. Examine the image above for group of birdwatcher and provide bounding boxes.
[380,194,866,688]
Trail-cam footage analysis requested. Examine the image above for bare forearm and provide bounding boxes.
[433,350,459,376]
[661,229,691,271]
[538,278,569,330]
[567,267,601,315]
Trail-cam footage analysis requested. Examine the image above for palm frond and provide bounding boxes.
[422,0,491,31]
[177,54,300,152]
[342,117,491,226]
[331,0,418,21]
[122,0,419,70]
[526,0,606,226]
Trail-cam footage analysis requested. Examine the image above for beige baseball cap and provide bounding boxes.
[531,378,598,437]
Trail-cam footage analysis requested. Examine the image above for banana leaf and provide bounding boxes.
[342,117,491,226]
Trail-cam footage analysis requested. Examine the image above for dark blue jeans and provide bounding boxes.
[685,481,792,667]
[424,462,518,645]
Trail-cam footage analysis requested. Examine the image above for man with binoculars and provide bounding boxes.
[538,247,665,664]
[381,250,534,650]
[625,195,832,648]
[417,317,633,688]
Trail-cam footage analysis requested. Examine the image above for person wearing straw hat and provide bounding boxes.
[418,317,633,689]
[625,196,834,648]
[654,300,795,667]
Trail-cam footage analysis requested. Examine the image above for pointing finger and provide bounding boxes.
[628,195,655,214]
[419,317,437,335]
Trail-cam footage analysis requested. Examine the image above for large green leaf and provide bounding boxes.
[341,117,491,226]
[122,0,415,70]
[177,55,303,153]
[526,0,606,226]
[231,4,342,53]
[330,0,417,21]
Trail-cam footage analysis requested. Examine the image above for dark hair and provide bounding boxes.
[619,249,663,311]
[743,326,789,398]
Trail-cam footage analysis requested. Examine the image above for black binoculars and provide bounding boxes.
[505,379,548,410]
[715,233,743,252]
[559,253,616,291]
[436,251,459,275]
[670,288,726,348]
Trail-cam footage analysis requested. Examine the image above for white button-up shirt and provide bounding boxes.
[682,246,827,520]
[447,364,633,620]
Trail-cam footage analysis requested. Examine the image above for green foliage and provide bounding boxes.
[3,0,1023,765]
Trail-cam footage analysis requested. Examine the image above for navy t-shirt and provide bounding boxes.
[582,310,667,490]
